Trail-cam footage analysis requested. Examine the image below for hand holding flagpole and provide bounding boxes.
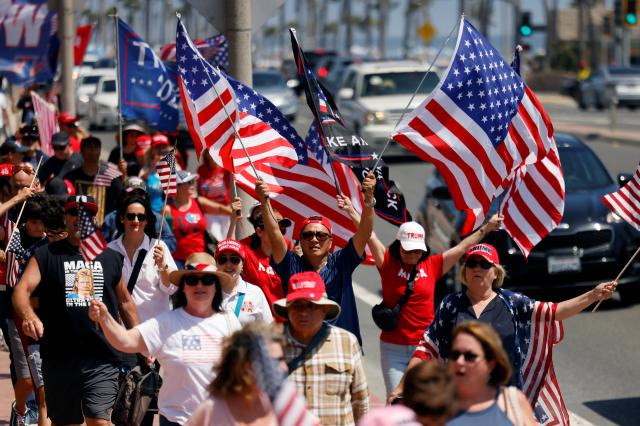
[7,157,44,248]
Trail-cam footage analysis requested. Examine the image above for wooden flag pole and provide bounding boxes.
[591,246,639,312]
[7,156,44,247]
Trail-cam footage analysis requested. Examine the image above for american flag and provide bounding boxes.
[78,204,107,262]
[159,34,228,69]
[94,162,122,187]
[157,150,177,198]
[602,162,640,231]
[5,227,24,288]
[31,91,58,156]
[181,334,223,364]
[414,289,569,425]
[177,19,238,170]
[392,18,554,235]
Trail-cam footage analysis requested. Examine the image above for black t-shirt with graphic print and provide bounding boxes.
[34,240,124,361]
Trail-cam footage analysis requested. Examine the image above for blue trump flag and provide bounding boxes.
[117,18,178,131]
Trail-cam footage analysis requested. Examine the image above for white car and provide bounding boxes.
[88,75,118,129]
[335,61,440,155]
[76,70,115,117]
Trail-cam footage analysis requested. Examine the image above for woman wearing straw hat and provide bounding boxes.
[88,252,241,426]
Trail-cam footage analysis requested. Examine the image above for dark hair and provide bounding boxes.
[388,240,429,263]
[403,360,457,421]
[20,194,47,224]
[42,196,66,231]
[173,275,223,312]
[80,136,101,150]
[115,195,157,239]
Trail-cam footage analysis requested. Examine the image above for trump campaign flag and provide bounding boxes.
[602,163,640,231]
[117,18,178,131]
[392,17,554,235]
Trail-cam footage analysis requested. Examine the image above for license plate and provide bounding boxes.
[547,256,581,274]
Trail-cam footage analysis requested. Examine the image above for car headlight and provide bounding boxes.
[365,110,385,124]
[606,212,623,223]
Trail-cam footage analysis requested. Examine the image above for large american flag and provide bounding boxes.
[414,289,569,425]
[94,162,122,187]
[157,150,177,198]
[392,18,554,236]
[159,34,228,69]
[31,91,58,157]
[602,162,640,230]
[79,204,107,262]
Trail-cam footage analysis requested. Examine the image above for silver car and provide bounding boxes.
[578,66,640,110]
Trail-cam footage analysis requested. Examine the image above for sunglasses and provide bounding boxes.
[12,164,35,175]
[448,350,481,363]
[125,213,147,222]
[183,275,217,286]
[53,145,67,151]
[465,258,494,270]
[301,231,331,242]
[216,255,242,265]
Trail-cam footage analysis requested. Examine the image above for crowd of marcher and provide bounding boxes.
[0,87,619,426]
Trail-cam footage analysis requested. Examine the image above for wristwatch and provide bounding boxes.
[364,197,376,208]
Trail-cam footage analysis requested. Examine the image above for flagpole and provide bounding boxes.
[591,248,637,312]
[7,156,44,248]
[371,17,460,171]
[112,13,124,162]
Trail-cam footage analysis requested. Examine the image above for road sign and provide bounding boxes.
[417,21,436,43]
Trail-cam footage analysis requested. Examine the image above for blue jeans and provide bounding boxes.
[380,340,417,398]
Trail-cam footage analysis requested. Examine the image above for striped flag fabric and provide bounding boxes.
[31,91,58,157]
[5,226,23,288]
[78,204,107,262]
[392,17,554,236]
[94,162,122,187]
[602,162,640,231]
[159,34,228,69]
[157,150,177,198]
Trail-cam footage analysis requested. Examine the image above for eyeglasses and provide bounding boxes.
[301,231,331,242]
[216,255,242,265]
[125,213,147,222]
[464,258,494,270]
[12,164,35,175]
[183,275,217,286]
[53,145,67,151]
[448,350,482,363]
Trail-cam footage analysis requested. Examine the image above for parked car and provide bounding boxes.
[335,60,440,155]
[253,69,298,121]
[76,70,115,117]
[87,75,118,129]
[315,55,355,93]
[417,133,640,301]
[578,66,640,110]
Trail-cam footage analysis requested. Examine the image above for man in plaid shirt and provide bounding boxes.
[274,271,369,425]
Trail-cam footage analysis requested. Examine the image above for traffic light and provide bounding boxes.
[623,0,638,27]
[519,12,533,37]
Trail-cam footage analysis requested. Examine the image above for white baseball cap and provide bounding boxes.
[396,221,427,252]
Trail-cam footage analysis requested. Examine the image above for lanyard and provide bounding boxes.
[234,292,245,318]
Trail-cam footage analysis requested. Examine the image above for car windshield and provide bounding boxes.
[361,71,439,97]
[80,75,102,85]
[102,80,116,93]
[558,147,613,192]
[253,72,284,88]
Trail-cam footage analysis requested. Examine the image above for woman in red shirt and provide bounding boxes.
[196,151,232,243]
[337,194,503,399]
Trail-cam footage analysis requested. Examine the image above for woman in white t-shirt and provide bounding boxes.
[215,239,273,325]
[88,253,241,426]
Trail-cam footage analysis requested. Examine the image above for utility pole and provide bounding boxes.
[225,0,252,85]
[49,0,76,115]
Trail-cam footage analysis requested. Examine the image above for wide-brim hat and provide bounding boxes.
[169,252,231,288]
[273,271,340,320]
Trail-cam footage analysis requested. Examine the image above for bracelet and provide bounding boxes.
[364,197,376,208]
[157,264,168,272]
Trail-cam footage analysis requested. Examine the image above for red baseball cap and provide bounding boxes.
[64,195,98,214]
[300,215,332,235]
[151,133,170,148]
[215,239,245,260]
[0,163,13,177]
[273,271,340,320]
[58,112,79,124]
[465,243,500,265]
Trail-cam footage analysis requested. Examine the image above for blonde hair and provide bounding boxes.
[209,321,285,398]
[452,321,512,386]
[459,262,506,289]
[72,268,93,292]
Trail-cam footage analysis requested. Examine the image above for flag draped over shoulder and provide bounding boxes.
[392,18,554,235]
[31,91,58,157]
[602,163,640,230]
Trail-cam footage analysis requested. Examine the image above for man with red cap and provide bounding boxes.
[255,171,376,344]
[58,112,87,152]
[274,271,369,425]
[108,122,145,177]
[13,195,141,426]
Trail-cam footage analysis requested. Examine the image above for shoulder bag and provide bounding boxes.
[127,249,148,294]
[287,323,330,374]
[371,267,417,332]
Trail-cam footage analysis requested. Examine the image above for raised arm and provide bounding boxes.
[12,257,43,339]
[336,193,385,268]
[226,196,243,239]
[555,281,617,321]
[255,179,288,264]
[197,196,233,216]
[441,214,504,273]
[352,171,377,257]
[88,298,147,353]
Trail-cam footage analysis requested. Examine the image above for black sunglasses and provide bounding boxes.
[125,213,147,222]
[465,258,494,270]
[183,275,217,286]
[448,350,481,363]
[301,231,331,242]
[216,255,242,265]
[53,145,67,151]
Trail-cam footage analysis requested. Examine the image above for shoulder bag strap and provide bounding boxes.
[396,266,418,308]
[287,323,330,374]
[127,248,148,294]
[507,386,523,426]
[234,292,246,318]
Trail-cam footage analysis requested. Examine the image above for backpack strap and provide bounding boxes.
[287,323,330,374]
[127,249,148,294]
